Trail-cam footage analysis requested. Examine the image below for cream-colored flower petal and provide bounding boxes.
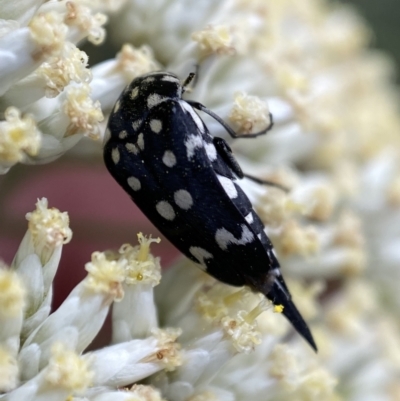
[10,199,70,340]
[112,234,161,343]
[19,250,126,380]
[90,384,166,401]
[7,343,92,401]
[0,107,41,173]
[0,267,25,357]
[86,329,181,387]
[0,15,66,96]
[0,346,18,392]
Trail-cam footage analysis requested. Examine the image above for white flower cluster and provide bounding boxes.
[1,198,180,400]
[1,0,400,400]
[0,0,109,172]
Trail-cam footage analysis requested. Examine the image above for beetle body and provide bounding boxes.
[104,71,316,351]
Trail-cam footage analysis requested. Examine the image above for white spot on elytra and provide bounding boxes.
[257,233,262,240]
[189,246,213,268]
[215,224,255,251]
[131,87,139,100]
[162,74,179,83]
[126,142,139,154]
[180,100,205,133]
[147,94,165,108]
[156,201,175,221]
[119,130,128,139]
[132,120,142,130]
[143,76,155,83]
[174,189,193,210]
[204,142,217,161]
[111,148,120,164]
[127,176,141,191]
[245,212,254,224]
[217,175,238,199]
[114,100,120,112]
[137,133,144,150]
[162,150,176,167]
[150,119,162,133]
[184,134,203,159]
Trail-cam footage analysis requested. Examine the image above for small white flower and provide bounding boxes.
[112,234,161,342]
[0,107,41,173]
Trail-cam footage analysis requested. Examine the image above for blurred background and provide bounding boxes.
[342,0,400,84]
[0,0,399,308]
